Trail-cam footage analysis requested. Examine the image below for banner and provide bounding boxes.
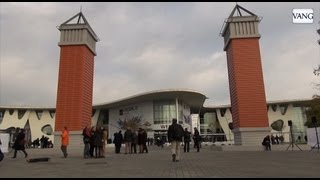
[0,133,10,153]
[307,127,320,148]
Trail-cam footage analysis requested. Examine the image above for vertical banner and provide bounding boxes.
[0,133,10,153]
[307,127,320,147]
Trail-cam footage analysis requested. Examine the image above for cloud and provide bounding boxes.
[1,2,319,108]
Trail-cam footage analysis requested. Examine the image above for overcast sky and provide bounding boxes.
[0,2,319,108]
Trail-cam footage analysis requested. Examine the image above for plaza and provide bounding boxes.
[0,144,319,178]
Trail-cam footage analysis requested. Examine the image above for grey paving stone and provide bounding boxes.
[0,145,319,178]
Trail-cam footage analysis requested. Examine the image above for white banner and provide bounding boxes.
[307,127,320,148]
[0,133,10,153]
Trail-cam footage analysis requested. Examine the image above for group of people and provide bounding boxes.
[82,125,108,159]
[113,128,148,154]
[3,120,265,164]
[4,120,273,164]
[31,136,53,149]
[261,134,285,151]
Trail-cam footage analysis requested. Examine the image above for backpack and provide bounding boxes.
[173,124,184,139]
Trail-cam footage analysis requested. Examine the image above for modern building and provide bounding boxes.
[0,89,311,146]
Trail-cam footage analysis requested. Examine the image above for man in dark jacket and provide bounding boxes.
[183,128,191,153]
[12,129,28,158]
[167,118,184,162]
[193,127,201,152]
[113,131,123,154]
[262,135,271,151]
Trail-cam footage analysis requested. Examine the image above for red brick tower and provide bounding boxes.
[221,5,270,146]
[55,12,99,146]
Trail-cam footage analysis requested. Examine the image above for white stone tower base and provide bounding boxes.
[222,127,270,151]
[53,131,84,150]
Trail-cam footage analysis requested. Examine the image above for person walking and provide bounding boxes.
[12,128,28,158]
[167,118,184,162]
[183,128,191,153]
[193,127,201,152]
[61,126,69,158]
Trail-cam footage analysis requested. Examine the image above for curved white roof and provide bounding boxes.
[93,88,207,113]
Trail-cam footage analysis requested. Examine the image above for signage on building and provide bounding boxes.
[153,124,171,130]
[119,106,138,115]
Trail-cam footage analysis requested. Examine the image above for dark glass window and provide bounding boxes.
[92,109,96,117]
[279,104,288,115]
[35,110,43,120]
[0,109,4,124]
[41,124,53,135]
[49,110,55,118]
[9,109,14,115]
[18,110,26,119]
[153,100,176,124]
[220,108,226,117]
[98,109,109,126]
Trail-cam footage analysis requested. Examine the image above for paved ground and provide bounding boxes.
[0,144,319,178]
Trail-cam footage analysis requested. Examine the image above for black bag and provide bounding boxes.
[84,138,90,144]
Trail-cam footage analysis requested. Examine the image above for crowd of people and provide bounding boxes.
[6,119,296,162]
[1,121,205,162]
[112,127,149,154]
[31,135,54,149]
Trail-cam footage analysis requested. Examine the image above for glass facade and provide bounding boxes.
[200,111,226,142]
[97,109,109,127]
[41,124,53,135]
[291,106,308,142]
[153,100,176,124]
[0,109,4,124]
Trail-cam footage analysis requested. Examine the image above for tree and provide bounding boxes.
[305,27,320,127]
[142,121,152,132]
[304,95,320,128]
